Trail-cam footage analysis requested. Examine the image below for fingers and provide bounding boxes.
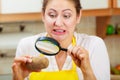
[67,45,89,65]
[12,56,32,80]
[14,56,32,64]
[12,63,18,80]
[12,63,17,74]
[12,63,24,80]
[12,56,33,73]
[68,46,84,59]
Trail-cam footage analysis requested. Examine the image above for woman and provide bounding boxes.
[12,0,110,80]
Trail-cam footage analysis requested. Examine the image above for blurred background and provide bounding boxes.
[0,0,120,80]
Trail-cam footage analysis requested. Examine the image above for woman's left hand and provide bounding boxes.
[67,45,92,74]
[67,45,96,80]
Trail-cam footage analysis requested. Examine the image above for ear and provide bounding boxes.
[76,10,82,24]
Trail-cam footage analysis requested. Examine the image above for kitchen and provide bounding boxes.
[0,0,120,80]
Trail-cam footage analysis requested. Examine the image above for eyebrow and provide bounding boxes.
[48,9,57,12]
[63,9,72,12]
[48,8,72,12]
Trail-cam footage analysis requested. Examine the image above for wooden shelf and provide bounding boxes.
[0,13,42,23]
[0,9,113,23]
[112,8,120,15]
[0,8,119,23]
[0,7,120,38]
[106,34,120,38]
[0,8,120,23]
[111,75,120,80]
[82,9,112,17]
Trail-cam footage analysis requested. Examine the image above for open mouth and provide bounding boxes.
[52,29,66,35]
[53,29,66,33]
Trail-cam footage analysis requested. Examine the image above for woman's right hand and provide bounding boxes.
[12,56,32,80]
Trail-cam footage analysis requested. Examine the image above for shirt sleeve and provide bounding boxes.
[89,37,110,80]
[15,37,31,57]
[15,38,26,57]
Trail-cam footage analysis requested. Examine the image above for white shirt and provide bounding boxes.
[16,32,110,80]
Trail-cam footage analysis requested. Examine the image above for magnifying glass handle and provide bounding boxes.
[61,48,67,52]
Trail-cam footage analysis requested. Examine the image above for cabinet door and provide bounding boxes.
[116,0,120,8]
[117,0,120,8]
[0,0,42,14]
[113,0,120,8]
[81,0,110,10]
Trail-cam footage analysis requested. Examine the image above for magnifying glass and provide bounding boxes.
[35,37,67,56]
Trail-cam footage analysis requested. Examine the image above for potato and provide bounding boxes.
[26,56,49,71]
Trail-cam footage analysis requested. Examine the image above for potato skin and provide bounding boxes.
[26,56,49,71]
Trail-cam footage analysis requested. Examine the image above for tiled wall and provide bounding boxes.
[104,37,120,67]
[0,16,120,67]
[76,16,96,35]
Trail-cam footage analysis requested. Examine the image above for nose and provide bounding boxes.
[54,16,64,27]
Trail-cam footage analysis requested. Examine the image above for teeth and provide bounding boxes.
[54,30,64,32]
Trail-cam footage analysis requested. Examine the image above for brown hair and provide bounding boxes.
[42,0,82,15]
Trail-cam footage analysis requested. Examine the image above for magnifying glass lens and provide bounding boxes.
[36,41,60,54]
[35,37,67,56]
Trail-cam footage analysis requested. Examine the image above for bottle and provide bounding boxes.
[106,24,115,35]
[115,24,120,34]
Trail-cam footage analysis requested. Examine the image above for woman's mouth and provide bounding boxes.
[53,29,66,35]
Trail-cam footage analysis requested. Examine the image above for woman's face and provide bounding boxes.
[42,0,81,41]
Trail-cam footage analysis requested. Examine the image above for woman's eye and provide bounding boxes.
[63,15,71,19]
[49,14,56,18]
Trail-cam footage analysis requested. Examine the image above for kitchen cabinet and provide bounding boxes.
[0,0,112,22]
[112,0,120,15]
[0,13,42,23]
[0,0,42,22]
[81,0,109,10]
[0,0,42,14]
[0,0,120,39]
[113,0,120,8]
[117,0,120,8]
[96,0,120,38]
[81,0,112,16]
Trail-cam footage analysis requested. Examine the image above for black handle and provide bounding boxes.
[61,48,67,52]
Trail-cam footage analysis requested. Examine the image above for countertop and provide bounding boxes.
[111,75,120,80]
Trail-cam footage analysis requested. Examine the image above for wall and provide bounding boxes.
[104,16,120,67]
[1,21,45,34]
